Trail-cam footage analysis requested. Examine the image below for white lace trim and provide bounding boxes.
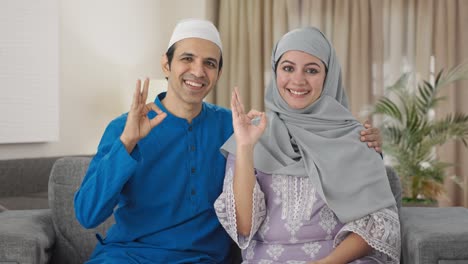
[239,181,266,248]
[214,166,238,242]
[244,240,257,260]
[258,214,270,240]
[334,206,401,263]
[214,156,266,250]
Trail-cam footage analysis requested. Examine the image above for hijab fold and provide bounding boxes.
[221,27,395,223]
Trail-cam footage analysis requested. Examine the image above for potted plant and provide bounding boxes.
[371,64,468,205]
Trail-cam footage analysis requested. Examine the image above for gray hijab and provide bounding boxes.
[221,27,395,223]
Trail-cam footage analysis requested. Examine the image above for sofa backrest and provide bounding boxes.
[48,156,114,264]
[385,166,402,209]
[0,156,60,197]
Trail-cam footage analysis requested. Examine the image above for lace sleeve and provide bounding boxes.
[334,205,401,263]
[214,154,267,249]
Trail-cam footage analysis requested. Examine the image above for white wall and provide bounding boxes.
[0,0,59,144]
[0,0,211,159]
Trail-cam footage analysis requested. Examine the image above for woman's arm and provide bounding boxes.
[214,154,267,249]
[310,233,372,264]
[312,206,401,264]
[233,144,257,236]
[229,87,267,236]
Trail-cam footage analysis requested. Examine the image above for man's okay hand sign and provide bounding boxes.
[120,78,167,153]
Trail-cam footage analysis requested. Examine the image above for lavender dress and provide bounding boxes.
[215,155,400,264]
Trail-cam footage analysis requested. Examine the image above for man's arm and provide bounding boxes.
[74,79,166,229]
[74,122,139,229]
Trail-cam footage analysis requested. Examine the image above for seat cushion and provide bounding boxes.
[0,209,54,264]
[401,207,468,263]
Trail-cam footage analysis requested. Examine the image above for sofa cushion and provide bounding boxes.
[48,157,114,264]
[0,192,49,210]
[401,207,468,263]
[0,209,54,264]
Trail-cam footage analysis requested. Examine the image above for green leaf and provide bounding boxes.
[371,62,468,200]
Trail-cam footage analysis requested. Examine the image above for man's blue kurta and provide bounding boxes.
[74,93,233,264]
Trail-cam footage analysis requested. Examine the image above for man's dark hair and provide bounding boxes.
[165,43,223,72]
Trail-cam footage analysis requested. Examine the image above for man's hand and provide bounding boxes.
[360,120,382,153]
[120,78,167,153]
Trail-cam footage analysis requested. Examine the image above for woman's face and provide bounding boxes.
[276,50,326,109]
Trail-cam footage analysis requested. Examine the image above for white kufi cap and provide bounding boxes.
[167,19,222,52]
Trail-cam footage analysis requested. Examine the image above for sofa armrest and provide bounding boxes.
[0,209,55,264]
[48,156,115,264]
[400,207,468,264]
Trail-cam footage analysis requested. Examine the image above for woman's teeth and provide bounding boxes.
[288,89,309,95]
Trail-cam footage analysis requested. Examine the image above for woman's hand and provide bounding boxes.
[308,232,372,264]
[307,259,331,264]
[231,87,267,147]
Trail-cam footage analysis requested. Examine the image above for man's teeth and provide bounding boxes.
[289,89,308,95]
[185,80,203,87]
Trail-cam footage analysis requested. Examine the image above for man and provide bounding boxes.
[74,19,381,264]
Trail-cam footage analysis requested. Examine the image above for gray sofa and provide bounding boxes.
[1,156,468,264]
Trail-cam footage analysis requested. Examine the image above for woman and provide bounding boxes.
[214,27,400,263]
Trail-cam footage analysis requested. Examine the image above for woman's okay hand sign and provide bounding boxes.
[231,87,267,148]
